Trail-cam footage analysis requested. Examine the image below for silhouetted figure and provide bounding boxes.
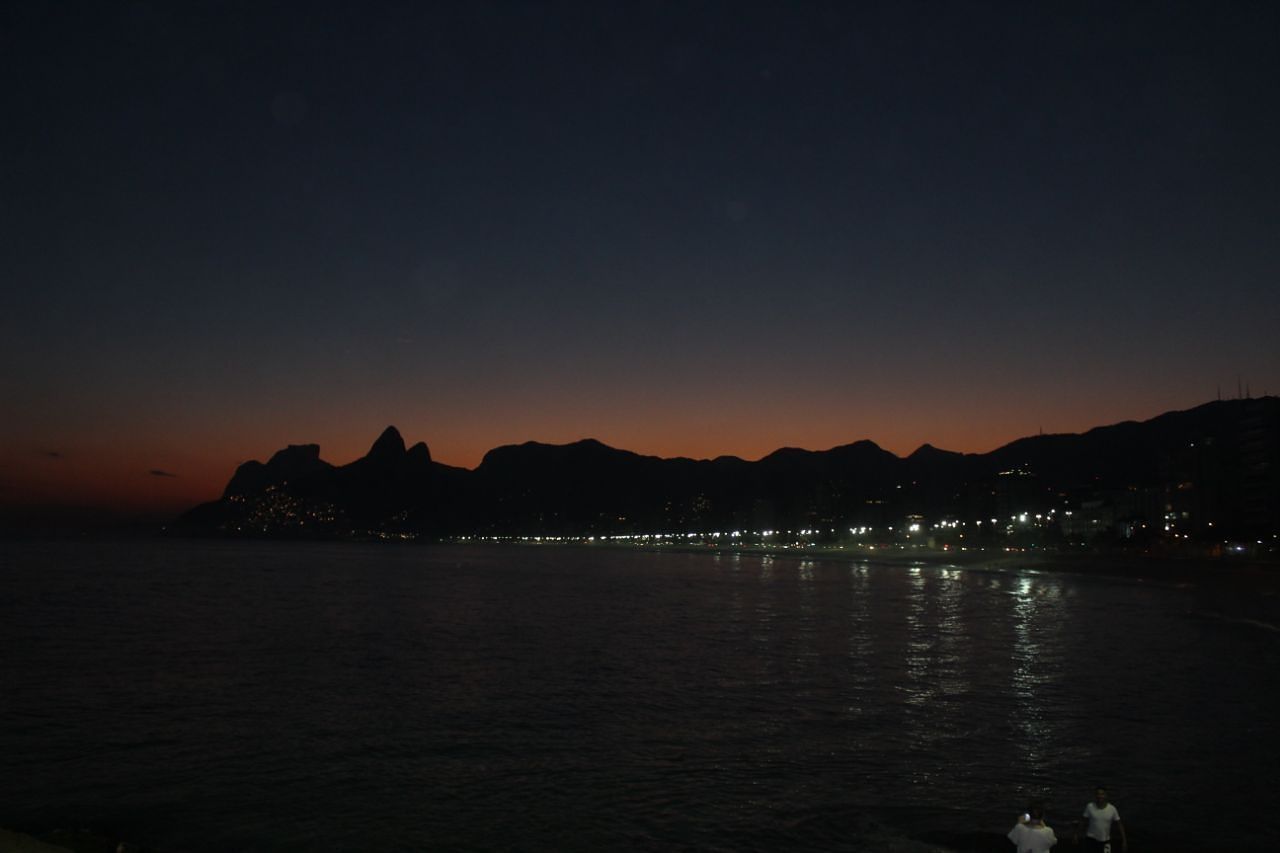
[1008,801,1057,853]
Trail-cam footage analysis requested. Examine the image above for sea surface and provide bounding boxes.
[2,540,1278,852]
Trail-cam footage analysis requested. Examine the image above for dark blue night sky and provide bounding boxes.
[3,1,1277,513]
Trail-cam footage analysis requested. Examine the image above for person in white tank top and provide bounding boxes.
[1075,786,1127,853]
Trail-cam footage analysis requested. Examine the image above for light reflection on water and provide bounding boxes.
[1,541,1278,853]
[1011,575,1051,768]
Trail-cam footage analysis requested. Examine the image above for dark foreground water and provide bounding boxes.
[2,541,1278,852]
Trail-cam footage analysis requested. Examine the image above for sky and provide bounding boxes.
[2,1,1278,518]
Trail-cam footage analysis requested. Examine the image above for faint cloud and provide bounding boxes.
[149,469,178,478]
[41,450,63,459]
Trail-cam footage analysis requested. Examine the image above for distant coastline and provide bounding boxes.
[168,397,1280,552]
[501,538,1280,586]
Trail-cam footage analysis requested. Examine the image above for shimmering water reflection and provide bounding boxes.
[2,541,1277,852]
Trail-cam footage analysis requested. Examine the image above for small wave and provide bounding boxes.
[1188,610,1280,633]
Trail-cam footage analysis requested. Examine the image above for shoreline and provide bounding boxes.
[0,824,1232,853]
[0,828,141,853]
[550,539,1280,586]
[7,533,1278,588]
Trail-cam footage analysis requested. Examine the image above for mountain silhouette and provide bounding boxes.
[175,397,1279,541]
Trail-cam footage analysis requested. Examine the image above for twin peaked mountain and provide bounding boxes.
[177,398,1279,539]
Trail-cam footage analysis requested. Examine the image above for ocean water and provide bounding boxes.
[2,540,1277,852]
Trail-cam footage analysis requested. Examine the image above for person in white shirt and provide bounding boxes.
[1075,786,1127,853]
[1007,802,1057,853]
